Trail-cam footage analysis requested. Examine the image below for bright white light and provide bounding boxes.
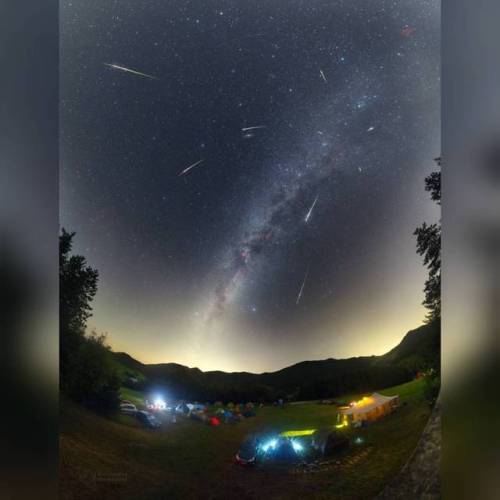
[154,397,166,410]
[291,440,304,453]
[261,439,278,452]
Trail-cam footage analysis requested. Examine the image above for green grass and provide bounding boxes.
[60,379,431,500]
[119,386,146,408]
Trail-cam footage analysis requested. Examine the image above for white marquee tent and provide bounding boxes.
[339,393,400,424]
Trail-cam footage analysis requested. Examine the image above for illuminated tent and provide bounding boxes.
[339,393,399,424]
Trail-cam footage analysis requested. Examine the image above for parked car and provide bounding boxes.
[120,402,137,415]
[136,410,161,429]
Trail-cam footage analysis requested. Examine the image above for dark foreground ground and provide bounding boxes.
[60,379,432,499]
[377,394,440,499]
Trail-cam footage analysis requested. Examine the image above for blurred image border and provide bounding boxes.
[0,1,59,499]
[2,0,500,498]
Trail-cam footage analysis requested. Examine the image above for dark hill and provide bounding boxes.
[378,321,440,370]
[114,320,440,402]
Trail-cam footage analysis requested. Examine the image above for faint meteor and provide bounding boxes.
[104,63,158,80]
[241,125,266,132]
[319,69,327,83]
[178,159,205,176]
[367,126,375,132]
[304,194,319,223]
[296,266,310,305]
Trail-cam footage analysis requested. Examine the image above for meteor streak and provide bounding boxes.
[241,126,266,132]
[296,266,310,305]
[178,159,205,176]
[104,63,158,80]
[319,69,327,83]
[304,194,319,223]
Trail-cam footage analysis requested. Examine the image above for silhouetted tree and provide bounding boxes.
[72,330,121,410]
[60,228,98,336]
[60,229,119,410]
[414,158,441,322]
[60,228,99,389]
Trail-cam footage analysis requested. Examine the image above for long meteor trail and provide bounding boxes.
[241,126,266,132]
[304,194,319,223]
[296,266,310,305]
[178,159,205,176]
[104,63,158,80]
[320,69,327,83]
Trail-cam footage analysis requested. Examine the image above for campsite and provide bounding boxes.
[56,1,442,496]
[60,378,432,499]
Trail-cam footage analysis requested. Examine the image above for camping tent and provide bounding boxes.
[175,402,190,414]
[339,393,399,424]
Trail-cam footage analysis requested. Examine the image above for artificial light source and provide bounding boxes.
[154,397,166,410]
[280,429,316,438]
[261,439,278,453]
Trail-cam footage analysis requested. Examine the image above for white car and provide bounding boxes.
[120,402,137,415]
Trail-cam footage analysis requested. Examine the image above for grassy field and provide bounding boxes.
[119,386,146,408]
[60,379,431,500]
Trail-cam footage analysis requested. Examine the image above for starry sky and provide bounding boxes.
[60,0,440,373]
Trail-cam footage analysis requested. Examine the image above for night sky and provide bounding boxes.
[61,0,440,373]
